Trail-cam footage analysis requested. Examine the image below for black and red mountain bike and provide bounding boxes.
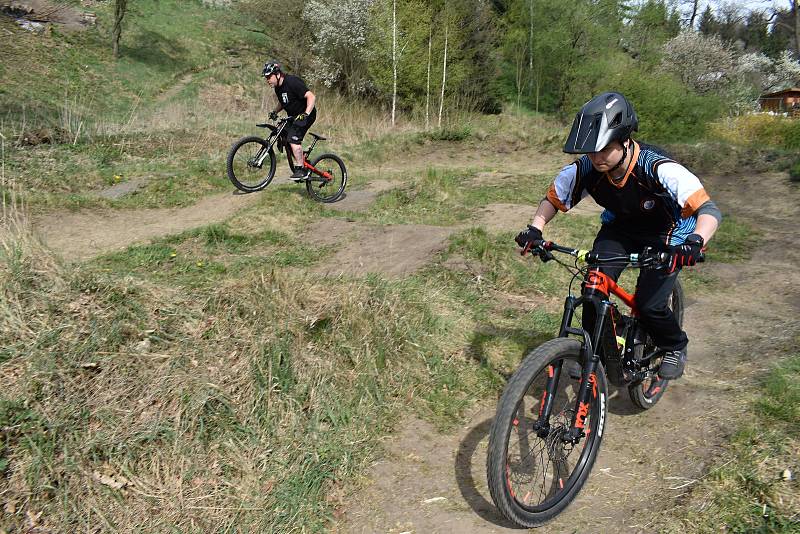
[226,117,347,203]
[486,240,698,527]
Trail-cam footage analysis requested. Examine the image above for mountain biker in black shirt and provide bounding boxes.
[515,92,722,381]
[263,60,317,180]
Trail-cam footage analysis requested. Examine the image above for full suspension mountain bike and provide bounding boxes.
[486,240,698,527]
[226,117,347,202]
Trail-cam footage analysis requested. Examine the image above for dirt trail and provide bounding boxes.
[31,146,569,263]
[334,172,800,533]
[33,191,261,261]
[26,140,800,531]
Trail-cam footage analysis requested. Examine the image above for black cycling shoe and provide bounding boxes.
[658,349,687,379]
[290,167,309,180]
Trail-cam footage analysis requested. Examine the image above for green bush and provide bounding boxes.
[421,126,472,142]
[562,54,725,144]
[615,71,725,143]
[789,160,800,182]
[709,114,800,151]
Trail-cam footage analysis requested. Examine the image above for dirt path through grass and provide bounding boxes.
[33,191,262,261]
[333,171,800,533]
[25,138,799,531]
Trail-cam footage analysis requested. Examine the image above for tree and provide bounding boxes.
[238,0,311,73]
[661,31,735,93]
[742,11,769,53]
[624,0,681,64]
[715,2,745,45]
[425,25,432,128]
[304,0,375,94]
[769,0,800,58]
[112,0,129,59]
[392,0,397,125]
[438,7,448,127]
[698,5,717,35]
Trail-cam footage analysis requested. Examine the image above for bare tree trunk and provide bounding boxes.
[689,0,699,30]
[438,20,448,128]
[528,0,533,98]
[425,25,432,130]
[113,0,128,59]
[391,0,397,126]
[794,0,799,58]
[516,54,523,110]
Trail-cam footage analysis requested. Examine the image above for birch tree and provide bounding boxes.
[391,0,397,125]
[425,25,432,129]
[438,14,448,127]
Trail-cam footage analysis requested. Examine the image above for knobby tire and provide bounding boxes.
[226,136,276,192]
[487,338,608,527]
[306,153,347,203]
[627,279,684,409]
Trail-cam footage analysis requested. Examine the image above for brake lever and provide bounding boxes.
[538,248,554,262]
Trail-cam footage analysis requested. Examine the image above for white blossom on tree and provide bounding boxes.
[765,50,800,92]
[303,0,375,93]
[660,31,735,93]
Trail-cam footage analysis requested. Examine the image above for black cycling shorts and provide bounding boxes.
[285,108,316,144]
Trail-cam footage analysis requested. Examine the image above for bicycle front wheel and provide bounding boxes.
[306,153,347,203]
[487,338,608,527]
[226,136,276,192]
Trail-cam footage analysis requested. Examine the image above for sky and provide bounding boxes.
[705,0,790,12]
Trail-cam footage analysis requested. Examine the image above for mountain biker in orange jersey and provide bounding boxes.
[515,92,722,380]
[263,60,317,180]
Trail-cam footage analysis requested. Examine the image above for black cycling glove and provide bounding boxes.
[515,225,544,250]
[269,111,279,121]
[668,233,704,273]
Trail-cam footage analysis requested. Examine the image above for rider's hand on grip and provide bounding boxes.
[515,225,543,256]
[269,111,279,121]
[295,112,308,122]
[668,233,704,273]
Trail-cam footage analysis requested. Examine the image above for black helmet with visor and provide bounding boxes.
[563,92,638,154]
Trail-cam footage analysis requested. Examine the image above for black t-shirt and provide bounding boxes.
[275,74,311,117]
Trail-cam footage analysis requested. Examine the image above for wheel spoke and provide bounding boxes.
[501,354,598,512]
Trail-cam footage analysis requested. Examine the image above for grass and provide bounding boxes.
[0,210,506,531]
[1,2,779,531]
[661,349,800,533]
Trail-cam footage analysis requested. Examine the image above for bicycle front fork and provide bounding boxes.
[533,299,610,444]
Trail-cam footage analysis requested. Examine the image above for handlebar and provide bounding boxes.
[524,240,704,268]
[255,117,293,131]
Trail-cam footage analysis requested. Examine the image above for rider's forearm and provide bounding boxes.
[531,199,558,231]
[304,91,316,114]
[694,213,719,244]
[273,104,284,113]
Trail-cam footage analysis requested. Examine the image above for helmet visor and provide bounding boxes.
[563,112,613,154]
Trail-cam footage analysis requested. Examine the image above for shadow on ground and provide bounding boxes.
[454,417,522,530]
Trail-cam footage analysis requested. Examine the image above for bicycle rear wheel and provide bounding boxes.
[487,338,607,527]
[628,279,684,409]
[226,136,276,192]
[305,153,347,203]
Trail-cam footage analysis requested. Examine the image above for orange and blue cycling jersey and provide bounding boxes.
[546,141,711,246]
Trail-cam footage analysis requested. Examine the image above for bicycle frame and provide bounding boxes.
[534,269,639,444]
[257,120,333,183]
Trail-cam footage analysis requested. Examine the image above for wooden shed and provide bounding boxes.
[759,88,800,116]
